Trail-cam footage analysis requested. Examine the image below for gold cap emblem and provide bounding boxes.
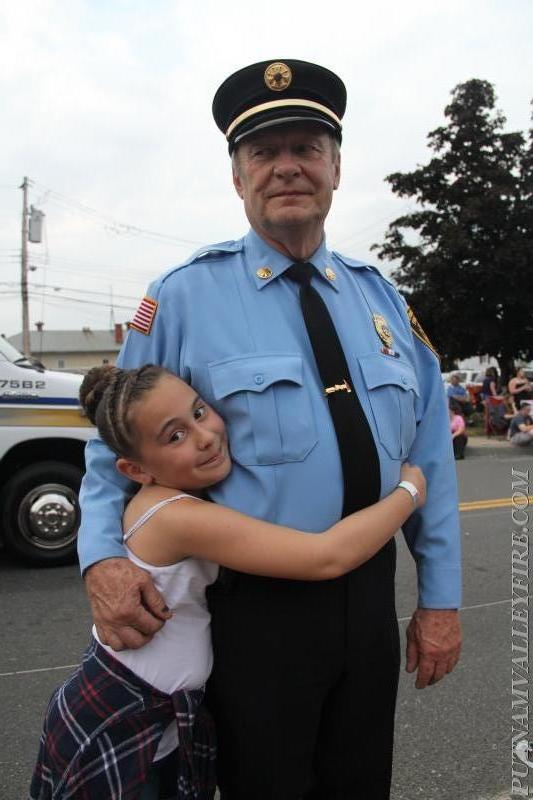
[372,313,393,347]
[325,267,336,281]
[256,267,273,280]
[264,62,292,92]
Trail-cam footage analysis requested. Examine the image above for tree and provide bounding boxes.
[372,79,533,385]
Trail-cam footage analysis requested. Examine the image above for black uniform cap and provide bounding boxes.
[212,59,347,154]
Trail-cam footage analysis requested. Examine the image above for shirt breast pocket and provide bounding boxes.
[359,354,419,461]
[208,353,318,466]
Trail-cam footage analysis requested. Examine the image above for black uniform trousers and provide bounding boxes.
[205,538,400,800]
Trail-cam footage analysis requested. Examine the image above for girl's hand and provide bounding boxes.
[400,463,427,508]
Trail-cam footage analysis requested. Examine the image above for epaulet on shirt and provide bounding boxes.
[129,241,243,335]
[157,240,243,285]
[180,239,243,267]
[332,251,396,288]
[406,306,440,360]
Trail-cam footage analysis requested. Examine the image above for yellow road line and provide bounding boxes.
[460,496,533,512]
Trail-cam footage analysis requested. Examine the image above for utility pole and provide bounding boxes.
[20,176,30,356]
[109,285,115,329]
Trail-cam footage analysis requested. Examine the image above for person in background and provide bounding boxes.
[508,367,533,407]
[449,405,467,460]
[509,401,533,447]
[446,373,473,418]
[481,366,499,400]
[503,392,518,417]
[486,391,517,437]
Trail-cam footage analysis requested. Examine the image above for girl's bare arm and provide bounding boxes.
[127,466,425,581]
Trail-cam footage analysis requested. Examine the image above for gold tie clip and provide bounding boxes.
[324,379,352,395]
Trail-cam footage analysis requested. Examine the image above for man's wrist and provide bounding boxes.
[83,555,129,580]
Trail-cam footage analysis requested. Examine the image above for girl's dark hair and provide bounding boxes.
[79,364,171,458]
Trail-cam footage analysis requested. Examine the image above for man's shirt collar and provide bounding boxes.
[245,228,341,292]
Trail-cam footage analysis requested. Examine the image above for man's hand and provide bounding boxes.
[85,558,172,651]
[405,608,462,689]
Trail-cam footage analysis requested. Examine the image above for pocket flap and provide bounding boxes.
[208,353,303,400]
[359,353,419,395]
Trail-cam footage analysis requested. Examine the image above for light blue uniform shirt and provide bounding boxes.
[78,229,461,608]
[447,384,468,399]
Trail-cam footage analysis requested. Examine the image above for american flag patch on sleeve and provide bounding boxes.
[130,296,158,335]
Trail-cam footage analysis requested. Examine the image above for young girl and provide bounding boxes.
[449,405,467,460]
[30,364,426,800]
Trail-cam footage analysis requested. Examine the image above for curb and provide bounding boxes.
[466,436,509,448]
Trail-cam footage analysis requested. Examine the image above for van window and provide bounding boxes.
[0,338,25,363]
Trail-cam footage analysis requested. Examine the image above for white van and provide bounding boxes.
[0,337,95,565]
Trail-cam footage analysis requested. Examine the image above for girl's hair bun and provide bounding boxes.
[79,366,120,424]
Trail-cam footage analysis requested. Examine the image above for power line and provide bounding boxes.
[24,296,118,326]
[1,255,157,289]
[25,289,137,312]
[25,256,156,285]
[28,251,148,271]
[0,285,137,313]
[30,178,205,249]
[0,280,142,303]
[333,202,417,250]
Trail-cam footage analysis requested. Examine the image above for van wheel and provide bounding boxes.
[1,461,82,565]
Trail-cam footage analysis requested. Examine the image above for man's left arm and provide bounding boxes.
[401,310,462,689]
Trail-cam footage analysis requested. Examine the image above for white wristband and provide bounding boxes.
[397,480,419,508]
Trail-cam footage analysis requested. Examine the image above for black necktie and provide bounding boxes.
[286,262,381,515]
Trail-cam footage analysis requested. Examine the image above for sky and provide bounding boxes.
[1,0,532,339]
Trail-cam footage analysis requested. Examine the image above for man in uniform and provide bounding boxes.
[78,59,462,799]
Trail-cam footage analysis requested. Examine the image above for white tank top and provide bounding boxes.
[93,493,219,760]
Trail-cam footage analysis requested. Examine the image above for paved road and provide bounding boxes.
[0,441,530,799]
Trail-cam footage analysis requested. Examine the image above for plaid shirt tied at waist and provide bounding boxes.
[29,637,216,799]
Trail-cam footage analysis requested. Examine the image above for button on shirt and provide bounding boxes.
[78,229,461,608]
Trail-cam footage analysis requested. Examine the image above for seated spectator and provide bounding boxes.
[503,392,518,417]
[447,373,473,417]
[508,367,533,407]
[487,403,508,435]
[508,402,533,447]
[480,367,499,400]
[487,393,519,437]
[449,406,467,460]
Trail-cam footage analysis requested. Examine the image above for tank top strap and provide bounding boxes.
[123,493,198,543]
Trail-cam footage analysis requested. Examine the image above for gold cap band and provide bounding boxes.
[226,97,342,140]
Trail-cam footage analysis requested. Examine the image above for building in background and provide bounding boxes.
[7,323,125,372]
[456,355,499,372]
